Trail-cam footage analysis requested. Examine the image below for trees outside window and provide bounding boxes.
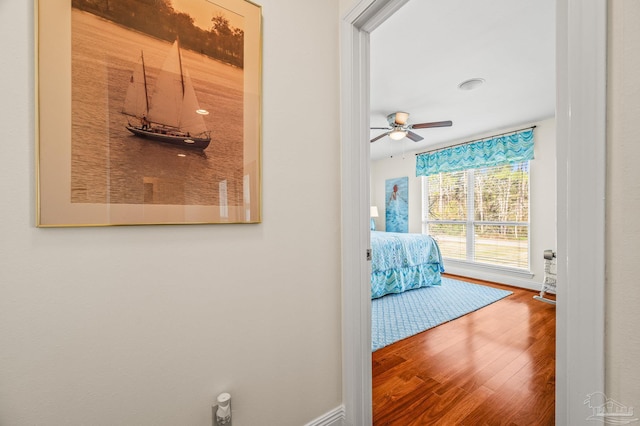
[423,161,530,270]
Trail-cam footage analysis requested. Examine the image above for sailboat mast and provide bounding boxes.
[176,37,185,98]
[140,50,150,114]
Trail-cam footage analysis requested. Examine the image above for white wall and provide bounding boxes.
[606,0,640,410]
[0,1,342,425]
[371,118,556,290]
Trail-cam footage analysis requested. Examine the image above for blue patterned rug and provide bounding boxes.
[372,277,512,351]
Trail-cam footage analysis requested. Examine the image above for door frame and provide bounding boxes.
[339,1,606,425]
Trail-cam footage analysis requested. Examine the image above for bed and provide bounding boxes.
[370,231,445,299]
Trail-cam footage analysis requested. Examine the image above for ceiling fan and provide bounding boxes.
[370,112,452,143]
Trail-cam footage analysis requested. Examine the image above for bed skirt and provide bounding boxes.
[370,231,445,299]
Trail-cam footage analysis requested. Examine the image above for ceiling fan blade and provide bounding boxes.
[406,131,424,142]
[410,120,453,129]
[370,132,389,143]
[370,127,391,130]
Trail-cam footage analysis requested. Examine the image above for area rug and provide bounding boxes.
[372,277,512,351]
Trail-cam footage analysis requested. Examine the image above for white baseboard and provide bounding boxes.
[304,405,345,426]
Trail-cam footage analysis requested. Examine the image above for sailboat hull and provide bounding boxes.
[126,125,211,150]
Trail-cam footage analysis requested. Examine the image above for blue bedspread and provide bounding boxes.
[370,231,445,299]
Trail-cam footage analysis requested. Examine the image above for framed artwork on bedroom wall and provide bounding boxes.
[385,176,408,233]
[35,0,262,227]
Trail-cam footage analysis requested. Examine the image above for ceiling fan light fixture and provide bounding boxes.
[389,129,407,140]
[387,111,409,126]
[458,78,485,91]
[394,111,409,125]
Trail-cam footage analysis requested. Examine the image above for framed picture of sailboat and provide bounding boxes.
[35,0,262,226]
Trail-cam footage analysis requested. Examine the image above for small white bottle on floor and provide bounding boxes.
[216,392,231,425]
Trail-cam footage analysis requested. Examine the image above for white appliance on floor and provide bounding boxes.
[534,249,557,305]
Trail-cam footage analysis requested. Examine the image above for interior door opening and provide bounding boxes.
[340,0,606,424]
[367,1,556,423]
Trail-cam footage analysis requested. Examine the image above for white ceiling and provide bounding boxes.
[369,0,556,160]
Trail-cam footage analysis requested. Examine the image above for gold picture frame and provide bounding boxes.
[36,0,261,227]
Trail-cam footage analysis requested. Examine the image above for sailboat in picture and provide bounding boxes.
[122,38,212,149]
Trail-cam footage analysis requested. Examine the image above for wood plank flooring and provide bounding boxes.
[372,274,556,425]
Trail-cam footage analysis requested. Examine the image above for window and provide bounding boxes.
[422,161,530,270]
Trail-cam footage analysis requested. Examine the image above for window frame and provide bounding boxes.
[422,162,532,273]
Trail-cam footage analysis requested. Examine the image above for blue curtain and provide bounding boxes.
[416,128,534,176]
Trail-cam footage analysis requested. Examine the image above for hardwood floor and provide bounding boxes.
[372,274,556,425]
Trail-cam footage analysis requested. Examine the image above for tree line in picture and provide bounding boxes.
[72,0,244,68]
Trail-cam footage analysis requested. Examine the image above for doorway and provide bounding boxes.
[339,0,606,425]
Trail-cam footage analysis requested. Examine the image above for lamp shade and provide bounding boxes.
[370,206,379,217]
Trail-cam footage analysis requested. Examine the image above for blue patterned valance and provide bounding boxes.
[416,128,534,176]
